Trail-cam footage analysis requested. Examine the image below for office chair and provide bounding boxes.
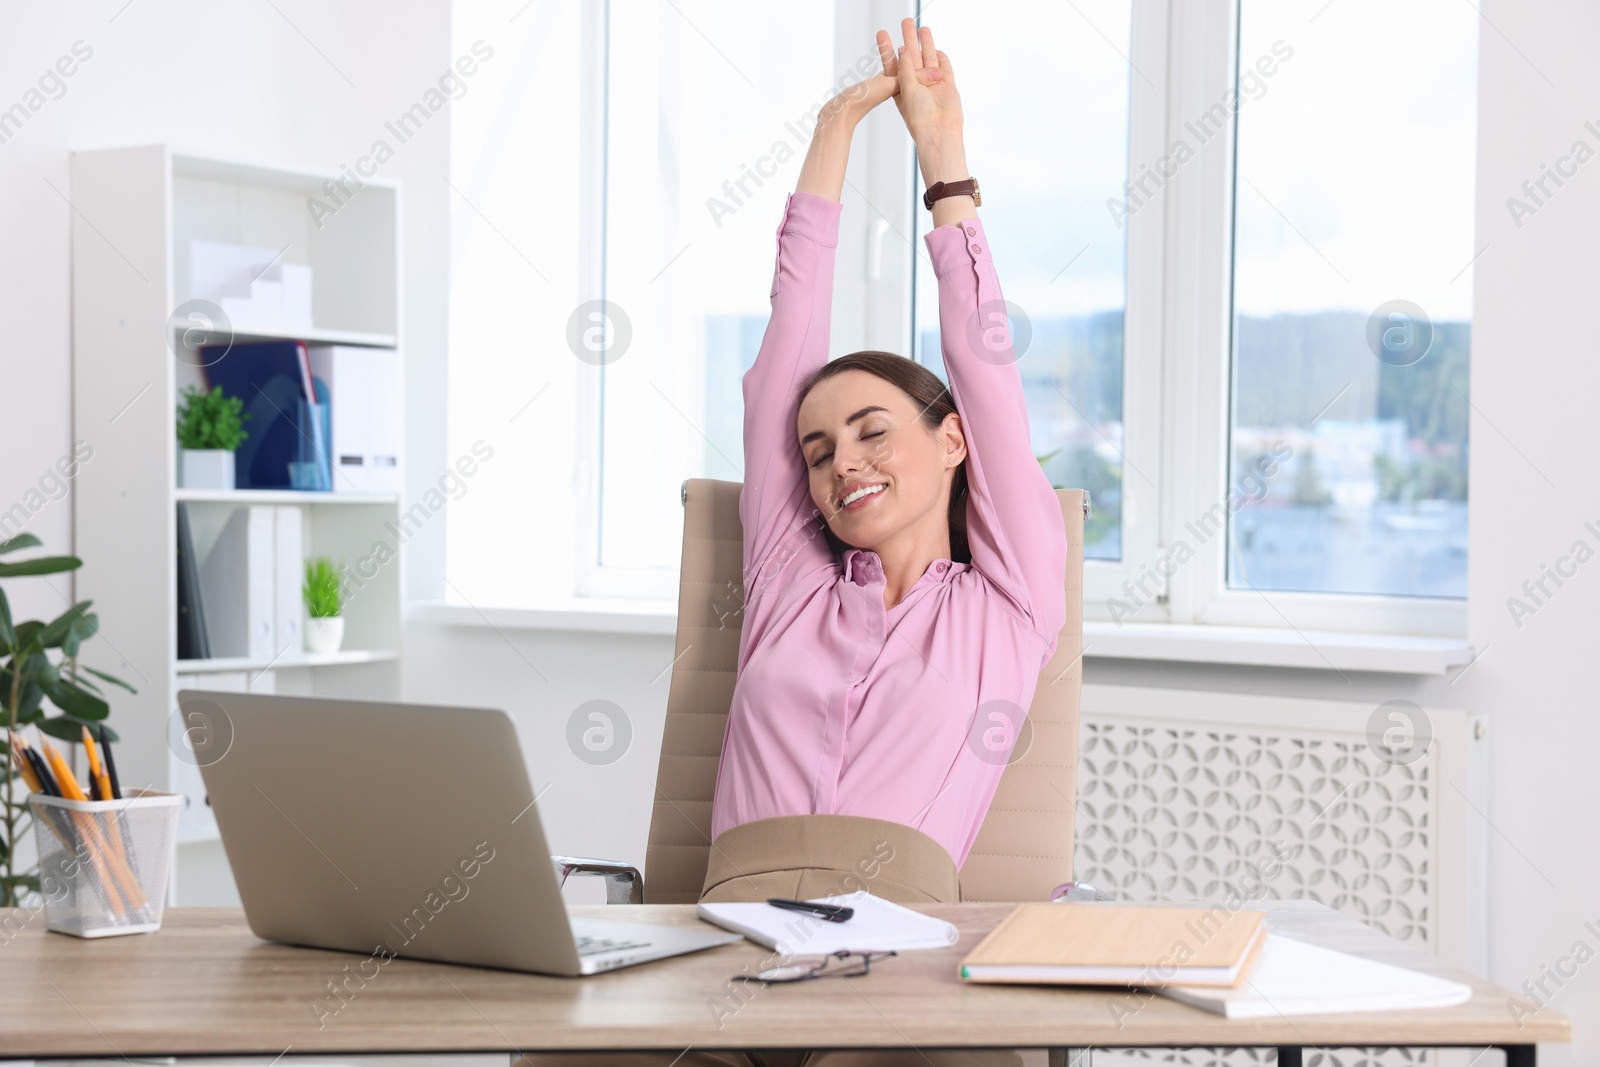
[553,478,1092,907]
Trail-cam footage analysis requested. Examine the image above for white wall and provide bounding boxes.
[0,0,452,623]
[2,0,1595,1060]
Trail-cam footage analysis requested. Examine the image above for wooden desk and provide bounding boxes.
[0,901,1567,1062]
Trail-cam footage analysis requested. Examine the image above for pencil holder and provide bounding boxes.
[27,789,181,938]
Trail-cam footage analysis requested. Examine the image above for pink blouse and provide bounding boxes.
[707,191,1068,869]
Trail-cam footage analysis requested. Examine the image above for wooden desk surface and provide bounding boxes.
[0,901,1568,1056]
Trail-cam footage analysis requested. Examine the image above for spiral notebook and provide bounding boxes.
[696,891,960,956]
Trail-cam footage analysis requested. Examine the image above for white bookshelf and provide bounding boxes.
[70,146,405,864]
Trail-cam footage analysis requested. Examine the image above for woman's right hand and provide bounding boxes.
[813,58,900,137]
[797,31,914,201]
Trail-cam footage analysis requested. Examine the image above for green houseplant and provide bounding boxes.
[176,384,249,491]
[302,556,344,655]
[0,534,133,906]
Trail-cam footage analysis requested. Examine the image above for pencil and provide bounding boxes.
[8,732,42,793]
[12,733,59,796]
[82,726,107,802]
[42,741,86,801]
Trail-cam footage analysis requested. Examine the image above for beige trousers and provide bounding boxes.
[516,815,1022,1067]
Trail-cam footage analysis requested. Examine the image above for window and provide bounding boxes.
[593,1,838,598]
[445,0,1477,637]
[1228,0,1476,600]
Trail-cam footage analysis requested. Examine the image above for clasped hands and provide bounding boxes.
[817,18,963,165]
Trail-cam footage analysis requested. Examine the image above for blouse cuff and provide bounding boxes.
[777,191,844,247]
[924,215,993,281]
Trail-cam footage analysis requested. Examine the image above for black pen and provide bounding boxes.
[767,897,854,923]
[98,723,122,799]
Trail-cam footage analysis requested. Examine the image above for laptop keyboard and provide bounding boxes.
[575,933,653,957]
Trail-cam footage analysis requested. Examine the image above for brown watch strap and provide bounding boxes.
[923,177,981,210]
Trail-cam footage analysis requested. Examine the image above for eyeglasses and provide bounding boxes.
[731,949,899,985]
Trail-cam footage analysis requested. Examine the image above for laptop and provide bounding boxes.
[180,689,741,975]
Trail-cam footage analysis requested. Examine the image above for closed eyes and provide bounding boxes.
[809,430,885,469]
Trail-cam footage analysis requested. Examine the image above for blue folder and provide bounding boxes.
[201,341,320,491]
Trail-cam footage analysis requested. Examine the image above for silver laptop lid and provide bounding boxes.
[180,690,585,976]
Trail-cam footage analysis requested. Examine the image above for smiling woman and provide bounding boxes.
[710,18,1069,891]
[528,16,1063,1067]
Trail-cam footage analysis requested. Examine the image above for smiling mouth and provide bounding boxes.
[838,484,887,512]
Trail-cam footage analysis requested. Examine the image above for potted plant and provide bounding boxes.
[303,556,344,654]
[176,384,249,490]
[0,534,133,906]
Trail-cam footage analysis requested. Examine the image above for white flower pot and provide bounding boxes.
[305,615,344,655]
[180,449,235,490]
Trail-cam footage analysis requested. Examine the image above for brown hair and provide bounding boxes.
[796,350,970,565]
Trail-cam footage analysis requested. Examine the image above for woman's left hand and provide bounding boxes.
[879,18,963,151]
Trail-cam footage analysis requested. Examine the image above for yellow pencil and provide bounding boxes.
[8,731,42,793]
[82,726,106,801]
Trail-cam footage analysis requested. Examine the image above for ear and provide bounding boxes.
[939,411,966,466]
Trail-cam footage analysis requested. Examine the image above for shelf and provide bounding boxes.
[176,649,399,673]
[175,488,398,504]
[172,322,397,348]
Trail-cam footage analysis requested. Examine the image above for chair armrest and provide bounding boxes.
[1049,880,1116,903]
[551,855,644,905]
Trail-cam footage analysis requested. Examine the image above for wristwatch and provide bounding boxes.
[923,177,981,210]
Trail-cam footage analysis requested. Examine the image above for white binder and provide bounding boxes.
[273,506,304,657]
[199,505,275,659]
[307,344,401,493]
[173,670,274,844]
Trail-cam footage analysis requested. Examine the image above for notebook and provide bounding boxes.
[959,903,1267,986]
[696,891,960,956]
[1158,933,1474,1018]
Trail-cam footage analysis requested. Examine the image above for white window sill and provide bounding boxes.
[410,598,680,636]
[407,600,1474,675]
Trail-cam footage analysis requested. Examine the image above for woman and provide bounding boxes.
[536,19,1065,1067]
[701,18,1067,908]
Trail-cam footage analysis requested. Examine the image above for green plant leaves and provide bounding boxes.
[77,664,135,694]
[176,384,251,451]
[0,588,12,653]
[0,534,43,555]
[38,601,95,650]
[39,677,109,721]
[0,874,40,897]
[303,556,343,618]
[36,715,118,743]
[0,554,82,578]
[0,536,128,907]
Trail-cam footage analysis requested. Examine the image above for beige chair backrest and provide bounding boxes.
[644,478,1086,903]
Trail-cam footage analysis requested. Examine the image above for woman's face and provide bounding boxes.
[796,369,964,550]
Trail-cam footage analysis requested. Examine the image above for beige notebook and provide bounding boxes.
[959,904,1267,987]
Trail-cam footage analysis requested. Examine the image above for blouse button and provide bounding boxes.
[971,244,982,254]
[965,225,976,235]
[936,561,948,572]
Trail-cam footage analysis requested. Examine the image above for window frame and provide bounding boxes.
[571,0,1469,639]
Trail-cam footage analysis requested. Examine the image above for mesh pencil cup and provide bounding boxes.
[27,789,181,937]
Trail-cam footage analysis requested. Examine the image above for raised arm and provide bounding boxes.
[899,20,1068,654]
[740,41,922,605]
